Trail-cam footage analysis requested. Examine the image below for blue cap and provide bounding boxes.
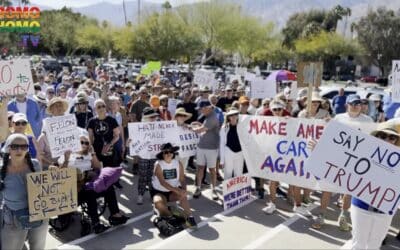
[346,94,361,104]
[197,100,212,110]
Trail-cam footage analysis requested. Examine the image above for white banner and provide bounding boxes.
[193,70,215,89]
[305,120,400,214]
[223,174,252,211]
[128,121,179,159]
[237,115,340,191]
[177,126,200,158]
[45,114,81,158]
[391,60,400,102]
[0,59,34,97]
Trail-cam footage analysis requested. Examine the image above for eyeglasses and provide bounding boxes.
[263,103,270,106]
[349,102,361,106]
[96,105,106,109]
[272,108,282,112]
[9,144,29,151]
[80,141,90,146]
[375,132,399,142]
[163,150,173,155]
[14,121,27,126]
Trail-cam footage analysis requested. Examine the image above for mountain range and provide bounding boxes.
[30,0,400,30]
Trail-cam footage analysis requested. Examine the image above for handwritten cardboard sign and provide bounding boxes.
[177,126,200,158]
[167,98,178,116]
[128,121,179,159]
[237,115,338,191]
[27,168,78,221]
[297,62,323,88]
[391,60,400,102]
[45,114,81,158]
[0,59,34,97]
[223,174,252,211]
[305,120,400,214]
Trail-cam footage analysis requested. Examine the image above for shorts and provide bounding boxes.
[196,148,218,168]
[150,188,172,202]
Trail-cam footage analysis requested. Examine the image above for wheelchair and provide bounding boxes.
[49,196,107,236]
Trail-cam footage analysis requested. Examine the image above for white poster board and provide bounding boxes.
[250,77,276,99]
[177,126,200,158]
[45,114,81,158]
[128,121,179,159]
[167,98,178,116]
[193,70,215,89]
[391,60,400,102]
[0,59,34,97]
[223,174,253,211]
[305,120,400,214]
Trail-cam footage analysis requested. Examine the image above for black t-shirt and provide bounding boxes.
[226,125,241,152]
[177,101,198,124]
[75,112,94,129]
[87,116,119,153]
[216,96,238,112]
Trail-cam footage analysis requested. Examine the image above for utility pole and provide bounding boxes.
[123,0,127,25]
[138,0,141,24]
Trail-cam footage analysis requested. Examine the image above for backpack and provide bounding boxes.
[153,216,184,237]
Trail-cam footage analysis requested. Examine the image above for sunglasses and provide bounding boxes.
[77,102,88,105]
[272,108,283,112]
[9,144,29,151]
[14,121,27,126]
[163,150,174,155]
[349,102,361,106]
[96,105,106,109]
[375,132,399,142]
[80,141,90,146]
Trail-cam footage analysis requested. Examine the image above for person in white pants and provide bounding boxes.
[219,108,244,179]
[351,121,399,249]
[174,108,194,170]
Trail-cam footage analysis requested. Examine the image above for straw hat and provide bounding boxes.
[371,121,400,146]
[156,143,180,160]
[226,108,240,117]
[311,91,324,102]
[46,97,69,114]
[174,108,192,121]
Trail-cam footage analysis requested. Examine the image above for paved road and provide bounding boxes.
[43,165,400,250]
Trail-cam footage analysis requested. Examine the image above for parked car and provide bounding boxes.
[360,76,378,83]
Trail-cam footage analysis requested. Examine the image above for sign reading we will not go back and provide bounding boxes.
[0,59,34,97]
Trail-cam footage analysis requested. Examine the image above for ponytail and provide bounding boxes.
[0,152,35,191]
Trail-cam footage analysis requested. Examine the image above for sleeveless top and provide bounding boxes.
[151,159,180,192]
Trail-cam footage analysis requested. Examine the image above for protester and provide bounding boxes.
[174,108,193,169]
[10,113,40,160]
[159,95,172,121]
[368,94,384,122]
[151,143,197,228]
[72,92,94,129]
[216,85,238,112]
[219,108,244,179]
[33,92,48,120]
[58,132,128,234]
[1,134,47,250]
[130,87,150,123]
[192,100,220,200]
[177,89,197,124]
[350,121,399,249]
[136,107,160,205]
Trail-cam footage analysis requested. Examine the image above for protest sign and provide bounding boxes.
[167,98,178,116]
[250,77,276,99]
[0,59,34,97]
[128,120,179,159]
[235,67,247,77]
[27,168,78,221]
[244,72,256,82]
[223,174,252,211]
[391,60,400,102]
[177,126,200,158]
[193,70,215,89]
[140,61,161,76]
[297,62,323,88]
[305,120,400,214]
[237,115,339,191]
[45,114,81,158]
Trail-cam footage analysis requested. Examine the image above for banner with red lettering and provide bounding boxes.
[238,115,339,191]
[305,120,400,214]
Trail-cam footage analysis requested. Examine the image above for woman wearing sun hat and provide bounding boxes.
[174,107,193,170]
[350,121,400,249]
[219,108,244,179]
[151,143,197,228]
[37,97,70,169]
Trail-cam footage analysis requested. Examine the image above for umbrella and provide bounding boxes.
[276,70,297,81]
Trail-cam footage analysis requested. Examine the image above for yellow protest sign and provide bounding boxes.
[27,168,78,222]
[140,61,161,76]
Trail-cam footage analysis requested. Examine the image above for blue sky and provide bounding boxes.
[31,0,206,8]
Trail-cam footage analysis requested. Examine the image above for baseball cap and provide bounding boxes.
[197,100,212,110]
[346,94,361,104]
[12,113,28,123]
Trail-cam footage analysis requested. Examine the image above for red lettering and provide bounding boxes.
[357,181,380,206]
[377,188,396,209]
[316,125,324,140]
[333,168,346,187]
[248,119,259,134]
[278,122,287,136]
[346,173,363,192]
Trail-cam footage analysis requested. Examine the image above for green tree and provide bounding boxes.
[353,7,400,76]
[113,26,135,57]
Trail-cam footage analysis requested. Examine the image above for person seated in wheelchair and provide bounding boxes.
[151,143,197,229]
[57,131,128,234]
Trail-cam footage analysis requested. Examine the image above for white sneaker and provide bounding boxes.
[137,195,143,205]
[262,203,276,214]
[294,205,312,218]
[212,190,219,200]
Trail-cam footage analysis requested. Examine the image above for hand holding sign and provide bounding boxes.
[0,59,34,97]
